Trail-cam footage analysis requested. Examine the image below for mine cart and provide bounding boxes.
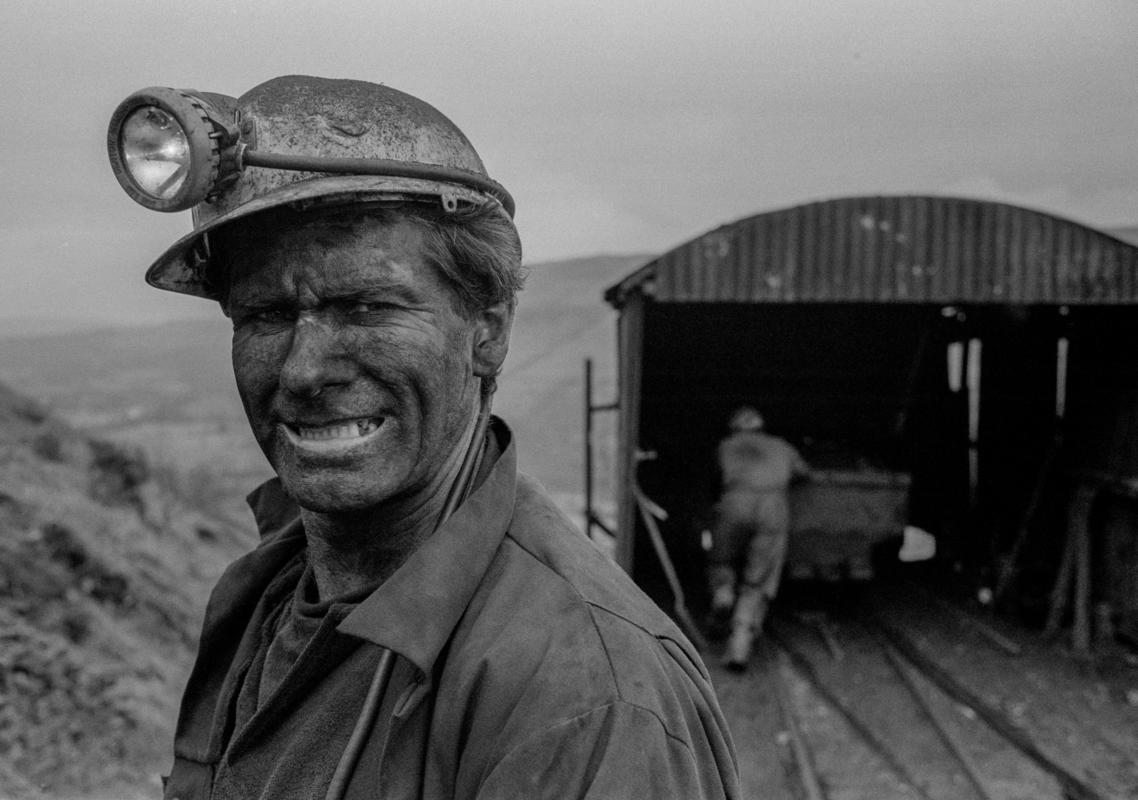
[787,467,912,581]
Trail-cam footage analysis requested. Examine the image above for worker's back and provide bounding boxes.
[718,431,805,493]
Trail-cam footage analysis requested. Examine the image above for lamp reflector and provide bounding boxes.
[107,87,224,212]
[120,106,192,201]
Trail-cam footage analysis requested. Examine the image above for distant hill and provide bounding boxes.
[495,254,647,518]
[0,381,251,799]
[1108,226,1138,247]
[0,315,238,426]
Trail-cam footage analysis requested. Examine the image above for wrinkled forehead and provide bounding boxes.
[223,210,447,306]
[219,204,417,257]
[215,205,429,285]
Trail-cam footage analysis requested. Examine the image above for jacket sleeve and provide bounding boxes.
[474,700,737,800]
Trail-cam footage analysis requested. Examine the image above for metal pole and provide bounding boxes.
[584,358,593,539]
[967,337,982,511]
[634,481,709,652]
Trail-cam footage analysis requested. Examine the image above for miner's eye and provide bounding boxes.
[346,300,398,318]
[254,308,293,324]
[234,306,294,327]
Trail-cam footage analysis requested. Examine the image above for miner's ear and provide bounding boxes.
[472,301,514,378]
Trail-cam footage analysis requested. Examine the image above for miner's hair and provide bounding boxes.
[402,201,525,318]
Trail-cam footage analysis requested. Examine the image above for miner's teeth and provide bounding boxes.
[297,418,380,440]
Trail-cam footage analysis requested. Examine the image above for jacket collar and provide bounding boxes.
[336,422,516,674]
[246,476,302,540]
[245,419,517,677]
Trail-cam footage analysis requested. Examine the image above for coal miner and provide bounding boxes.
[708,407,809,671]
[107,76,739,799]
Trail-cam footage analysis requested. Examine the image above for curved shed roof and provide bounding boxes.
[604,195,1138,307]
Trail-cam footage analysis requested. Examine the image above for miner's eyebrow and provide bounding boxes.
[228,285,431,316]
[323,280,431,307]
[228,289,291,311]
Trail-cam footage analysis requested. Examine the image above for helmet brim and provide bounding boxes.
[145,174,509,300]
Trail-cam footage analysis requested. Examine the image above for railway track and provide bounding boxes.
[713,589,1133,800]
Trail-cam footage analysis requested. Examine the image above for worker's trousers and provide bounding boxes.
[708,488,790,634]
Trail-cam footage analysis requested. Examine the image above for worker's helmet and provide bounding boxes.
[106,75,515,300]
[729,406,764,432]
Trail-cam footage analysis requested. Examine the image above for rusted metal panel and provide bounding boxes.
[604,196,1138,307]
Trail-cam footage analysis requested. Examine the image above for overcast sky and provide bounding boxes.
[1,0,1135,328]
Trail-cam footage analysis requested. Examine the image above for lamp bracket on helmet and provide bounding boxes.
[108,85,515,218]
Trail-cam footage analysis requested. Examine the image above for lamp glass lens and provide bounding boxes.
[120,106,192,200]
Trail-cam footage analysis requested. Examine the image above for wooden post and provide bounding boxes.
[1045,483,1096,653]
[1070,484,1096,655]
[993,431,1062,605]
[1044,505,1076,639]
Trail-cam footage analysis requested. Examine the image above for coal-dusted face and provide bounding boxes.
[224,211,508,515]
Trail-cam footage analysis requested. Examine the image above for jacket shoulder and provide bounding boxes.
[509,474,694,642]
[448,474,711,712]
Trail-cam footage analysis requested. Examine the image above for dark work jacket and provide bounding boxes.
[163,420,740,799]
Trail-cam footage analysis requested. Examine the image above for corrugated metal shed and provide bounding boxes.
[605,196,1138,307]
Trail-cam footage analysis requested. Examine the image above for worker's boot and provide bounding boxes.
[723,586,766,672]
[723,624,754,673]
[708,565,736,619]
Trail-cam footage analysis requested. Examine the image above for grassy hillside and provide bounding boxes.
[0,316,267,528]
[0,382,252,799]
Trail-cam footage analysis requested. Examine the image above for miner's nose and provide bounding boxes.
[278,316,353,398]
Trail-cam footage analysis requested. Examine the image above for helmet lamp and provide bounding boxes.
[107,87,238,212]
[108,82,515,220]
[111,76,518,300]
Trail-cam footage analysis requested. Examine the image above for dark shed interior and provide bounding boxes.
[607,197,1138,634]
[630,302,1138,617]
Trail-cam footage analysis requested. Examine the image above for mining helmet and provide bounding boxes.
[106,75,515,300]
[729,406,764,432]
